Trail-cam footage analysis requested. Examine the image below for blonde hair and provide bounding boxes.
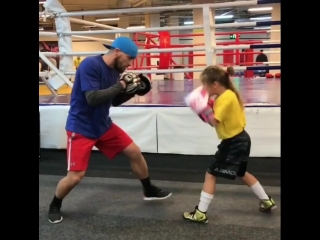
[200,65,243,107]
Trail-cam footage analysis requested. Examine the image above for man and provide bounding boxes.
[255,50,269,76]
[48,37,172,224]
[255,50,268,63]
[74,56,82,70]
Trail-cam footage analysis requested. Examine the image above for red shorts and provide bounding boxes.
[66,123,133,171]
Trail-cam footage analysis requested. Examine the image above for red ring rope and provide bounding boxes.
[158,31,171,69]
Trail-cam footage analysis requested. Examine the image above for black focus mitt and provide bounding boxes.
[136,74,152,96]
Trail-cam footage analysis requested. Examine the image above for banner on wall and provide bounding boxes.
[39,41,60,71]
[39,41,60,83]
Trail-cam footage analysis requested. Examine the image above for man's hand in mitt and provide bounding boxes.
[119,72,141,94]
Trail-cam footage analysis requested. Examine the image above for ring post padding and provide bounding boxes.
[158,31,171,69]
[244,49,254,78]
[223,50,234,65]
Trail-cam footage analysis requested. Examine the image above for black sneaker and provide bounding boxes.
[143,185,172,201]
[48,206,63,224]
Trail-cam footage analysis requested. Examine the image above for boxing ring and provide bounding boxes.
[39,0,280,158]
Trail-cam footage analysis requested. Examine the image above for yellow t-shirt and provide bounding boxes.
[213,89,246,139]
[74,59,81,68]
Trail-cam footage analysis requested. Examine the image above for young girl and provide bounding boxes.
[183,66,276,223]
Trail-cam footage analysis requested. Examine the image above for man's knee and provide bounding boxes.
[66,171,85,185]
[123,142,142,161]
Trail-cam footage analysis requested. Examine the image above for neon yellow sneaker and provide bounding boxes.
[260,196,277,212]
[182,206,209,223]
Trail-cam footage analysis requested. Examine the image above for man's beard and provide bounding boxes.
[114,57,126,73]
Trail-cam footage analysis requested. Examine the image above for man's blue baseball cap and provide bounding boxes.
[103,37,138,59]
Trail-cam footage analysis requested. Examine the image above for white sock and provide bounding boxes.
[198,191,214,212]
[250,182,269,200]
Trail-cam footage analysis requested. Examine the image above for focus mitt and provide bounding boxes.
[136,74,152,96]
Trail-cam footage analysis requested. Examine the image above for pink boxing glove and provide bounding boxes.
[198,99,214,123]
[187,87,209,114]
[208,98,214,108]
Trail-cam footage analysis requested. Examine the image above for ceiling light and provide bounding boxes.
[250,17,271,20]
[184,14,234,25]
[96,18,119,22]
[126,26,145,29]
[254,26,271,30]
[39,14,50,18]
[215,15,233,19]
[248,7,273,12]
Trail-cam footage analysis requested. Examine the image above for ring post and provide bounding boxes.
[202,5,216,67]
[43,0,73,89]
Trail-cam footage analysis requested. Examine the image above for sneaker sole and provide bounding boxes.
[260,205,277,212]
[183,216,209,224]
[270,205,277,210]
[143,192,172,201]
[48,216,63,224]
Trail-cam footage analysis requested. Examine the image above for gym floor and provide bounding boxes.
[39,151,280,240]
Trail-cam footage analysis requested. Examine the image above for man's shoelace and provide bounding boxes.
[152,186,162,192]
[147,185,161,194]
[49,206,60,213]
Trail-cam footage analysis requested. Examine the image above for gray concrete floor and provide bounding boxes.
[39,175,280,240]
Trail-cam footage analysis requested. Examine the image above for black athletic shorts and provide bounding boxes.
[207,130,251,180]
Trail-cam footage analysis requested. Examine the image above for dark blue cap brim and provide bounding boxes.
[103,44,114,49]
